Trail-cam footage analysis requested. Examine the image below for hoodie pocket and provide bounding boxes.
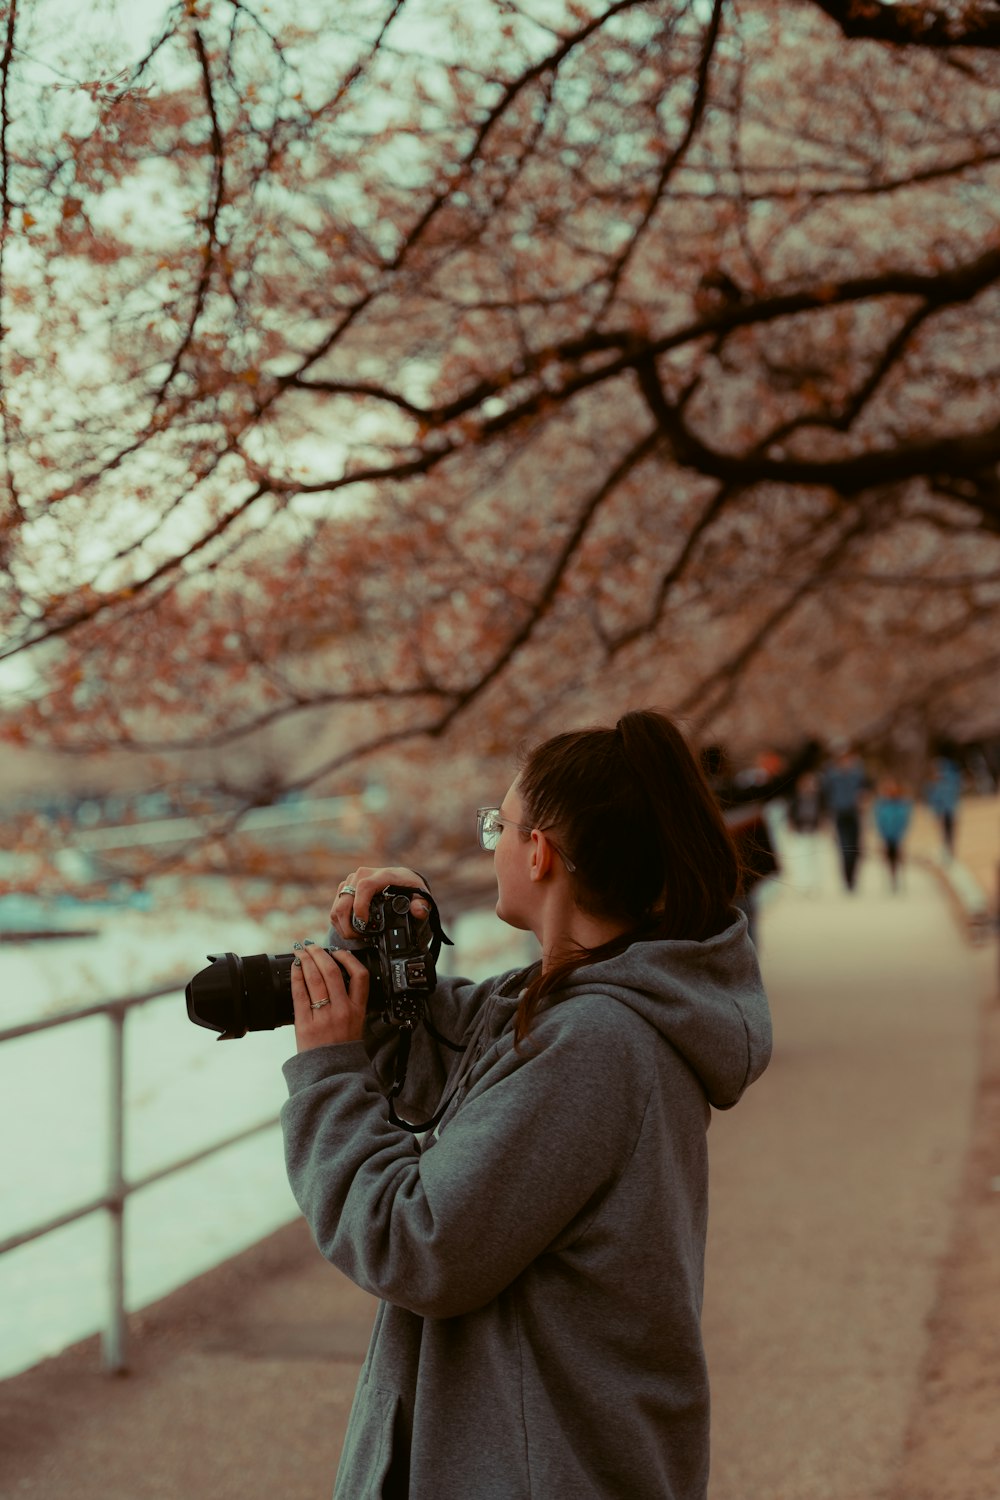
[335,1380,407,1500]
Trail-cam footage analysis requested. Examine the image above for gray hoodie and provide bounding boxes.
[281,912,770,1499]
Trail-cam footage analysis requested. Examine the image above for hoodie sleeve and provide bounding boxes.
[281,995,655,1319]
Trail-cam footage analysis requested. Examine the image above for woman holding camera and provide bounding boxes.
[281,709,771,1500]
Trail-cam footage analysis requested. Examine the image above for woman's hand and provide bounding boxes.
[329,866,431,941]
[291,943,370,1053]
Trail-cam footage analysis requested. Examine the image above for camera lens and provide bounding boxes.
[185,951,294,1037]
[185,947,384,1038]
[186,953,247,1035]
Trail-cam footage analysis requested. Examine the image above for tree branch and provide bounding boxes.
[678,511,871,726]
[0,0,22,537]
[594,0,725,318]
[807,0,1000,49]
[149,24,228,408]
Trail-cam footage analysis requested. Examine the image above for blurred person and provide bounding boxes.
[701,738,821,947]
[787,770,825,895]
[872,776,914,893]
[280,710,771,1500]
[924,751,962,860]
[822,745,870,892]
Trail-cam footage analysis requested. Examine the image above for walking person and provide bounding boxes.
[822,745,869,892]
[701,739,821,947]
[787,770,825,895]
[924,752,962,861]
[280,710,771,1500]
[872,776,913,893]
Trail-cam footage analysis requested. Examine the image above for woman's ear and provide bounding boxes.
[529,828,557,882]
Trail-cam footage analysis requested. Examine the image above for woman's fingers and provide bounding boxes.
[329,871,362,940]
[303,943,347,1003]
[290,944,367,1051]
[290,946,324,1032]
[324,946,370,1011]
[328,867,431,938]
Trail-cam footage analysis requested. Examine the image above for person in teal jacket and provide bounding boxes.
[873,776,914,892]
[280,710,772,1499]
[924,753,962,858]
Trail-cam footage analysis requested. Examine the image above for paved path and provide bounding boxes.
[705,842,994,1500]
[0,841,995,1500]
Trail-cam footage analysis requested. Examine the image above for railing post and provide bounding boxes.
[104,1004,127,1374]
[0,982,281,1378]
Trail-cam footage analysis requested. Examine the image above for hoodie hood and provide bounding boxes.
[550,909,770,1110]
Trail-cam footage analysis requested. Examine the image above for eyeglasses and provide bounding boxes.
[476,807,577,872]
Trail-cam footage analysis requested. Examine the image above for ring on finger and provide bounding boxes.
[340,884,357,897]
[309,998,332,1010]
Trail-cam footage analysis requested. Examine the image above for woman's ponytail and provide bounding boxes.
[513,709,739,1042]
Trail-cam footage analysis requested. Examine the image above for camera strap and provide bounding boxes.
[387,1028,469,1135]
[379,881,454,962]
[380,884,466,1135]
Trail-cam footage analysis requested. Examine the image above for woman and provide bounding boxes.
[281,710,771,1499]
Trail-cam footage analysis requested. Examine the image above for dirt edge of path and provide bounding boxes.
[888,971,1000,1500]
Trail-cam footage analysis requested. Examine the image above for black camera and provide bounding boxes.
[185,887,437,1040]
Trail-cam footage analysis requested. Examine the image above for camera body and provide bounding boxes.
[356,889,435,1029]
[185,887,436,1040]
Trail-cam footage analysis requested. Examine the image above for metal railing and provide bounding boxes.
[0,984,280,1375]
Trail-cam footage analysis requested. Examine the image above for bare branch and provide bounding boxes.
[594,0,725,318]
[149,24,227,408]
[0,0,22,538]
[678,511,872,726]
[807,0,1000,49]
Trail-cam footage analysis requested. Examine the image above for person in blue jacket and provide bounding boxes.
[873,776,914,892]
[280,710,771,1500]
[924,753,962,859]
[822,745,870,892]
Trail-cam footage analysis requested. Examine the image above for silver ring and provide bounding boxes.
[309,998,331,1010]
[341,884,357,897]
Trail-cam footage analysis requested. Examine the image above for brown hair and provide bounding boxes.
[512,709,740,1042]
